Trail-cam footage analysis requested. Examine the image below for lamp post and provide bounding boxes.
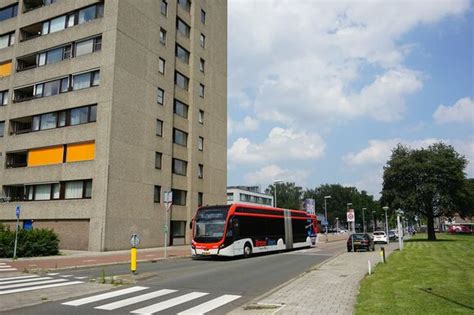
[372,210,376,232]
[273,179,283,208]
[347,202,353,232]
[324,195,331,242]
[383,206,389,243]
[362,208,367,233]
[336,217,339,232]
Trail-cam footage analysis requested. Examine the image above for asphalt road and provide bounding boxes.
[3,241,347,315]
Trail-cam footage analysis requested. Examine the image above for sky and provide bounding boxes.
[226,0,474,198]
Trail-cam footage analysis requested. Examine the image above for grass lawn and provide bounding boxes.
[356,233,474,314]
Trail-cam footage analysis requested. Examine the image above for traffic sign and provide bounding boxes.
[129,234,140,247]
[15,205,20,218]
[347,209,355,222]
[164,191,173,211]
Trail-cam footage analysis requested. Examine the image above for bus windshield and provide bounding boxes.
[194,206,229,243]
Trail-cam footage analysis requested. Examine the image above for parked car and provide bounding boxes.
[347,233,375,252]
[388,230,397,240]
[373,231,388,244]
[448,224,473,234]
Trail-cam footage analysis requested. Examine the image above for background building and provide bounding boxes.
[0,0,227,251]
[227,186,273,207]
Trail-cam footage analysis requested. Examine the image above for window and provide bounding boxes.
[199,84,205,97]
[200,33,206,48]
[24,0,57,12]
[201,9,206,24]
[75,36,102,56]
[175,72,189,90]
[65,181,82,199]
[156,119,163,137]
[0,90,8,105]
[0,121,4,137]
[155,152,162,169]
[72,70,100,90]
[198,192,203,207]
[157,88,164,105]
[154,186,161,203]
[176,44,189,64]
[199,58,205,72]
[160,0,167,16]
[173,128,188,146]
[176,18,190,38]
[198,110,204,124]
[172,189,187,206]
[159,58,165,74]
[0,32,15,49]
[160,28,166,45]
[0,4,18,22]
[70,107,89,125]
[174,99,188,118]
[34,78,68,98]
[198,136,204,151]
[172,158,187,176]
[178,0,191,12]
[78,4,104,25]
[198,164,203,178]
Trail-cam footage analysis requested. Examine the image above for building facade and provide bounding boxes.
[227,186,273,207]
[0,0,227,251]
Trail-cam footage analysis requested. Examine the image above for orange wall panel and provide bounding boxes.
[66,142,95,162]
[28,146,64,167]
[0,61,12,77]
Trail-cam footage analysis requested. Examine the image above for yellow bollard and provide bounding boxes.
[131,246,137,273]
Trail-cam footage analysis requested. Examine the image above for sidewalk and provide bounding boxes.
[0,245,191,271]
[231,241,401,315]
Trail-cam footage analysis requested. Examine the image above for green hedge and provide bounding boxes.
[0,223,59,258]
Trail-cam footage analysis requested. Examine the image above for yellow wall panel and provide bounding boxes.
[66,142,95,163]
[28,146,64,167]
[0,61,12,77]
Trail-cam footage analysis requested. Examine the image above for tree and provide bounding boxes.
[304,184,379,231]
[265,182,303,210]
[381,142,470,241]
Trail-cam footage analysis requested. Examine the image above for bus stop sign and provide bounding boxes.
[15,206,20,218]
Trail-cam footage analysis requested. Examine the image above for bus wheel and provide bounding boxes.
[243,243,252,258]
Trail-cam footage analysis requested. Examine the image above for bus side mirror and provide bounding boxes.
[189,220,193,230]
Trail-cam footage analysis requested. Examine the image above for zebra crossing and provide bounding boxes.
[0,274,85,295]
[61,286,241,314]
[0,262,17,272]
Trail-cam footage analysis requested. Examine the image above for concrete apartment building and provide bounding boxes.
[0,0,227,251]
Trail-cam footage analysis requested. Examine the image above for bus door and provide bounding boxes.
[284,209,293,249]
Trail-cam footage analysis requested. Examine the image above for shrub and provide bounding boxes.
[0,223,59,258]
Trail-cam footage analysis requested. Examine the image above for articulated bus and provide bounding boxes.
[190,203,318,258]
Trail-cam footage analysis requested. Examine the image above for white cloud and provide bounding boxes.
[343,138,440,165]
[244,164,310,188]
[433,97,474,124]
[228,127,325,164]
[229,0,469,126]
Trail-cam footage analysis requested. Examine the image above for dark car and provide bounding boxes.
[347,233,375,252]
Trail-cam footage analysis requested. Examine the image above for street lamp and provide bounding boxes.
[273,179,283,208]
[362,208,367,233]
[347,203,353,232]
[383,206,389,243]
[324,195,331,242]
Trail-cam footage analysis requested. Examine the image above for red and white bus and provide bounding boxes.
[190,203,318,257]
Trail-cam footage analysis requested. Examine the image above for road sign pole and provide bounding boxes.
[164,205,168,259]
[13,205,20,259]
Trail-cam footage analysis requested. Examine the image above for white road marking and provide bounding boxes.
[178,294,242,315]
[0,276,52,285]
[0,268,17,272]
[82,259,96,262]
[95,289,177,310]
[0,263,7,265]
[0,265,15,269]
[0,281,83,295]
[62,286,149,306]
[0,275,39,281]
[60,275,73,278]
[0,278,67,290]
[74,276,88,279]
[47,273,60,276]
[131,292,209,314]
